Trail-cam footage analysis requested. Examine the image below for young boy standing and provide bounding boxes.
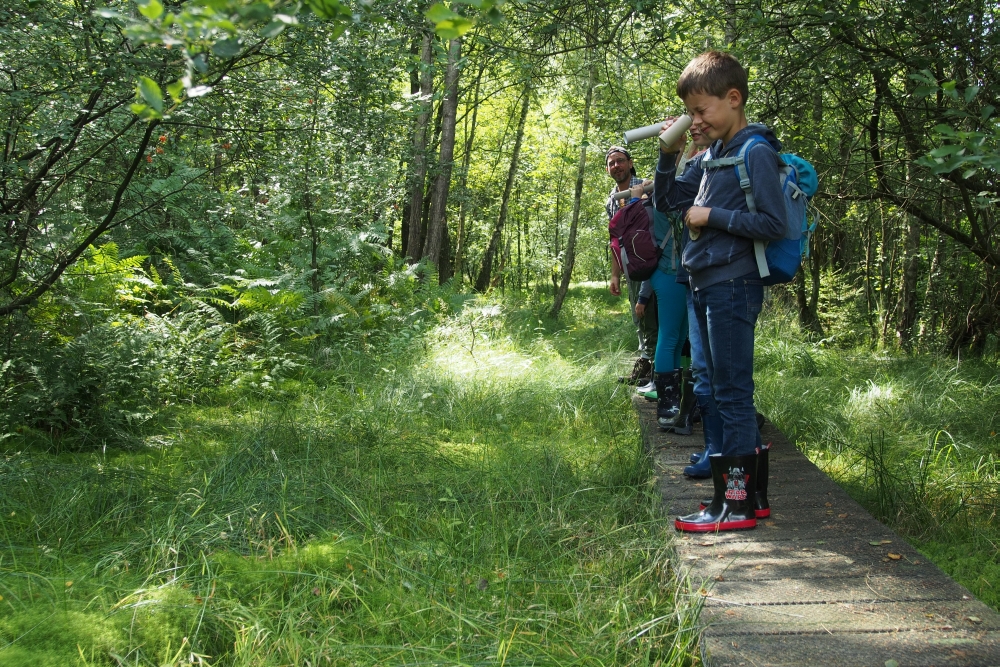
[655,51,786,532]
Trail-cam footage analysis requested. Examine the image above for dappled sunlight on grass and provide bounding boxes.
[0,285,699,666]
[755,304,1000,610]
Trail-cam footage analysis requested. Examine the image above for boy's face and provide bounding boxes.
[683,89,744,143]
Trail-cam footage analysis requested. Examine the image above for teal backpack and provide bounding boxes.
[702,137,818,285]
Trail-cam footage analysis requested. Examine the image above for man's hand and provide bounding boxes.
[610,275,621,296]
[660,117,688,154]
[634,303,646,318]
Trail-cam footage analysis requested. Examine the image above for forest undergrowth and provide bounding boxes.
[0,284,701,667]
[754,304,1000,610]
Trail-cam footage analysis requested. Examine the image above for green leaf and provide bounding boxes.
[138,0,164,19]
[306,0,347,19]
[434,16,474,39]
[912,85,936,99]
[196,0,230,11]
[238,2,273,21]
[261,20,287,38]
[962,168,978,179]
[980,105,995,121]
[965,85,980,103]
[427,3,460,23]
[137,76,163,112]
[212,38,242,58]
[929,144,964,158]
[191,53,208,73]
[167,79,185,102]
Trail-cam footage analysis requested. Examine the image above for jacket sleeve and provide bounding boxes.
[653,151,701,213]
[637,279,653,304]
[705,143,786,241]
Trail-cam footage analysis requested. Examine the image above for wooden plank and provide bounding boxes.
[634,395,1000,667]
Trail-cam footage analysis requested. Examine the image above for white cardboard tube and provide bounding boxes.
[622,114,693,146]
[612,181,654,201]
[658,115,692,151]
[623,123,664,145]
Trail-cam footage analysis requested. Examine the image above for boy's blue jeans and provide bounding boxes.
[691,272,765,457]
[686,289,710,396]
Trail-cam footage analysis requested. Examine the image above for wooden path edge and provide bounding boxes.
[633,395,1000,667]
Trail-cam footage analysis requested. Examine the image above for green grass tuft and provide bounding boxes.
[755,304,1000,610]
[0,285,700,666]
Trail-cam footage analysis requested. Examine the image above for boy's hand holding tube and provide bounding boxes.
[659,117,689,154]
[684,206,711,240]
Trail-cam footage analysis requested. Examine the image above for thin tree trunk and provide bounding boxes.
[896,214,921,349]
[474,81,531,293]
[453,61,485,286]
[400,41,422,258]
[550,62,595,318]
[405,32,433,262]
[423,38,461,281]
[919,231,945,342]
[304,87,321,297]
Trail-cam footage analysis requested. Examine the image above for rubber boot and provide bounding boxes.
[668,369,696,435]
[682,394,720,478]
[675,454,757,532]
[654,371,679,429]
[701,444,771,518]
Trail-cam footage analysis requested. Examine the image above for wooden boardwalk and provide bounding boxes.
[635,396,1000,667]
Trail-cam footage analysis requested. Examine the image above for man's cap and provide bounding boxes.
[606,146,632,161]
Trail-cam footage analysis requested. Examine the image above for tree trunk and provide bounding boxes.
[474,81,531,293]
[453,60,485,286]
[550,63,595,318]
[405,32,433,262]
[896,214,921,349]
[400,46,421,258]
[423,38,461,281]
[918,231,945,342]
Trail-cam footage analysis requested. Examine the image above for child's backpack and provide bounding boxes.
[702,136,819,285]
[609,198,671,282]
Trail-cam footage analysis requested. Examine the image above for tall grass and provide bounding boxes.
[0,285,701,666]
[754,304,1000,609]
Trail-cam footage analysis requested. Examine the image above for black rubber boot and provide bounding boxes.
[675,454,757,532]
[668,368,696,435]
[755,442,770,518]
[654,371,679,429]
[701,444,771,517]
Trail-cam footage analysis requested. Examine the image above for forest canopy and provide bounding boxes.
[2,0,1000,440]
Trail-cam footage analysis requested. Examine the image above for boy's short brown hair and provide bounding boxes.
[676,51,749,107]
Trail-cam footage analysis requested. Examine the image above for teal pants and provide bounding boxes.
[649,268,688,373]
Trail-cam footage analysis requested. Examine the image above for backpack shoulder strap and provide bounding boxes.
[702,136,779,279]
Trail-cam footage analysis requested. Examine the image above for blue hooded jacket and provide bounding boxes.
[653,124,786,290]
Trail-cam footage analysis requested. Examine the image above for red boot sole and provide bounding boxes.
[674,517,757,532]
[698,504,770,519]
